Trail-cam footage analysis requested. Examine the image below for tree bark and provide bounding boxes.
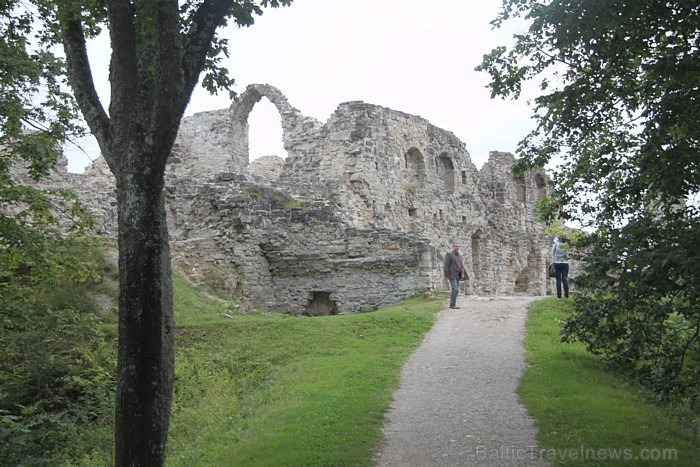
[113,164,174,466]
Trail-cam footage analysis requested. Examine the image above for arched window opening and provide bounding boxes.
[248,97,286,163]
[515,177,526,202]
[535,174,546,201]
[437,153,455,192]
[404,148,425,187]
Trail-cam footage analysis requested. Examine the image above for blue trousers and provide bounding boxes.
[554,262,569,298]
[449,278,460,306]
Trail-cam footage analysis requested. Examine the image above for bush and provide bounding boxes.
[563,290,700,402]
[0,237,116,464]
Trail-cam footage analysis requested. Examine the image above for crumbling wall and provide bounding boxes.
[38,83,553,313]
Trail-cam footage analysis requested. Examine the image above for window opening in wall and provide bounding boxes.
[439,209,444,220]
[471,231,482,288]
[516,177,526,202]
[462,171,467,184]
[462,216,467,224]
[248,97,287,163]
[496,185,506,204]
[305,291,338,316]
[437,154,455,192]
[408,207,418,217]
[535,174,546,201]
[404,148,425,186]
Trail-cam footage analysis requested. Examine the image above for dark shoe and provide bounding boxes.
[450,305,460,309]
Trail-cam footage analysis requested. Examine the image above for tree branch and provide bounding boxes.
[148,0,187,169]
[60,15,110,153]
[105,0,139,163]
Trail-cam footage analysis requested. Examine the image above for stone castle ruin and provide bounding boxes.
[39,83,554,314]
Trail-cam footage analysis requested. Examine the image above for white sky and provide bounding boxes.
[66,0,536,173]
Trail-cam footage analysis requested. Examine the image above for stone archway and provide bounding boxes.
[229,84,320,166]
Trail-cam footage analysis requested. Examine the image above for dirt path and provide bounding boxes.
[374,296,549,466]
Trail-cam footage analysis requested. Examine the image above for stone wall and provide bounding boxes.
[29,83,555,314]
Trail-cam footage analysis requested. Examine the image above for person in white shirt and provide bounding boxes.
[551,236,569,299]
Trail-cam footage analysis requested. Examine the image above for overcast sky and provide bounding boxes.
[66,0,536,172]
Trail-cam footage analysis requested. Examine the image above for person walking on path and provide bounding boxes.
[551,236,569,299]
[443,243,464,309]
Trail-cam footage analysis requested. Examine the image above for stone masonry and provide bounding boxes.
[34,83,554,314]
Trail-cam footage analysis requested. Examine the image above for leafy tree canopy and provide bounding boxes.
[478,0,700,399]
[0,0,90,245]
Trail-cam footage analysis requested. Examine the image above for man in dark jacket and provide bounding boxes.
[443,243,464,309]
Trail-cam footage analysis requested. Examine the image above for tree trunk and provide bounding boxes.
[113,164,174,466]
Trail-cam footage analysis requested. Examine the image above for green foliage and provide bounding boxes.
[0,405,74,466]
[0,238,117,466]
[559,214,700,399]
[0,0,88,231]
[478,0,700,401]
[520,298,698,466]
[0,4,108,462]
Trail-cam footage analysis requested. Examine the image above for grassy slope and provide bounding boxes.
[519,298,698,466]
[166,276,443,466]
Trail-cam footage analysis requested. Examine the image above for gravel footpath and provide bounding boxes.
[374,296,549,466]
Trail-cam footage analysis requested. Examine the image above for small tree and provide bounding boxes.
[477,1,700,399]
[5,1,292,465]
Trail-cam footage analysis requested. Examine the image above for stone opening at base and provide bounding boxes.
[514,271,529,293]
[305,291,338,316]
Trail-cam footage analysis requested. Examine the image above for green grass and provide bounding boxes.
[166,288,443,466]
[172,270,236,325]
[66,264,698,466]
[519,298,698,466]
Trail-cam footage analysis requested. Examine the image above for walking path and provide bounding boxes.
[374,296,549,466]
